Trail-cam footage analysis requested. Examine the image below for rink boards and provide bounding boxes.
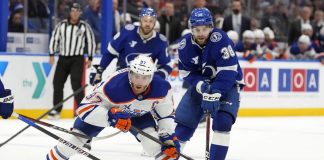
[0,53,324,118]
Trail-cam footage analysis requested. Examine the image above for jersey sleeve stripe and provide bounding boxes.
[49,149,58,160]
[216,64,238,76]
[77,105,95,116]
[107,43,120,57]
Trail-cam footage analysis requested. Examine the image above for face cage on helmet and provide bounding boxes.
[128,70,154,90]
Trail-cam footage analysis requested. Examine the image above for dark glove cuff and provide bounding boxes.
[97,66,104,74]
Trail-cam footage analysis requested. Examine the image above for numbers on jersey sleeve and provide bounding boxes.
[85,92,103,103]
[221,45,236,59]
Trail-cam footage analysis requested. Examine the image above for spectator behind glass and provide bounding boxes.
[288,5,313,45]
[82,0,101,45]
[158,2,182,44]
[192,0,206,8]
[57,0,72,20]
[8,9,24,33]
[222,0,251,39]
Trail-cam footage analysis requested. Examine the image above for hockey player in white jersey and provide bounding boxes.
[46,55,180,160]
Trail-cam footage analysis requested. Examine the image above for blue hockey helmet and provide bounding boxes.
[189,8,213,28]
[139,7,157,18]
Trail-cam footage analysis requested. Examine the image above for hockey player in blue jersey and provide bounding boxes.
[0,79,14,119]
[174,8,244,160]
[90,7,172,85]
[46,55,180,160]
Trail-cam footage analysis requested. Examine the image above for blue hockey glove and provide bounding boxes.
[159,133,180,159]
[201,90,221,116]
[0,89,14,119]
[89,65,103,86]
[108,107,131,132]
[196,80,211,94]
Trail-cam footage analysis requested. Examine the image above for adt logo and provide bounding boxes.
[32,62,52,99]
[278,69,319,92]
[243,68,272,92]
[0,61,8,76]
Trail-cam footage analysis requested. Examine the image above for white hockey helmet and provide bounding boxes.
[227,30,239,44]
[298,34,311,45]
[254,29,265,43]
[263,27,275,39]
[254,29,265,39]
[243,30,255,39]
[129,55,156,89]
[129,55,156,76]
[243,30,255,43]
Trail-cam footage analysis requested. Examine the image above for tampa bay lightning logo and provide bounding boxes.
[178,39,186,50]
[210,32,222,42]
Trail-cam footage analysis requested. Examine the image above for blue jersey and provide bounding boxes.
[0,79,4,95]
[177,28,244,94]
[100,24,172,78]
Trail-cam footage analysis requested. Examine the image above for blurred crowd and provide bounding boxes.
[7,0,324,63]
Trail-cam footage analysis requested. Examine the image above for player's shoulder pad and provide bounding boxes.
[177,34,191,50]
[103,71,134,103]
[124,24,135,31]
[209,28,226,43]
[149,75,171,98]
[159,33,168,42]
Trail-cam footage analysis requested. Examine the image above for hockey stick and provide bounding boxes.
[0,84,88,147]
[17,113,121,141]
[130,126,194,160]
[205,112,211,160]
[11,112,101,160]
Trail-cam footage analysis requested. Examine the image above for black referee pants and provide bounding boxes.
[53,56,84,113]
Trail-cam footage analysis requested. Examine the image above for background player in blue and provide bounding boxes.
[0,79,14,119]
[46,55,180,160]
[174,8,244,160]
[91,7,172,85]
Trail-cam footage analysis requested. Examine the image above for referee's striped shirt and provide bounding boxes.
[49,19,96,60]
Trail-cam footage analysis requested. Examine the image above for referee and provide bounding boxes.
[48,3,95,119]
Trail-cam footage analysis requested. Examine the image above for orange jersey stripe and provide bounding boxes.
[50,149,58,160]
[77,105,94,116]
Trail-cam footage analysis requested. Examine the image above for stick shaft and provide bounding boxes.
[19,113,121,141]
[205,113,211,160]
[0,84,88,147]
[12,112,100,160]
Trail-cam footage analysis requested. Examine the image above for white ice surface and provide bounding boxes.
[0,117,324,160]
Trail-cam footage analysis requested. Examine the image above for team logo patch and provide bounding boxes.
[125,24,135,31]
[178,39,186,50]
[210,32,222,42]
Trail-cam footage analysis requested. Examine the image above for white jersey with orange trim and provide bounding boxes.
[77,68,176,133]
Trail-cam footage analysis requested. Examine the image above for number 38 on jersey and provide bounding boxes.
[221,45,235,59]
